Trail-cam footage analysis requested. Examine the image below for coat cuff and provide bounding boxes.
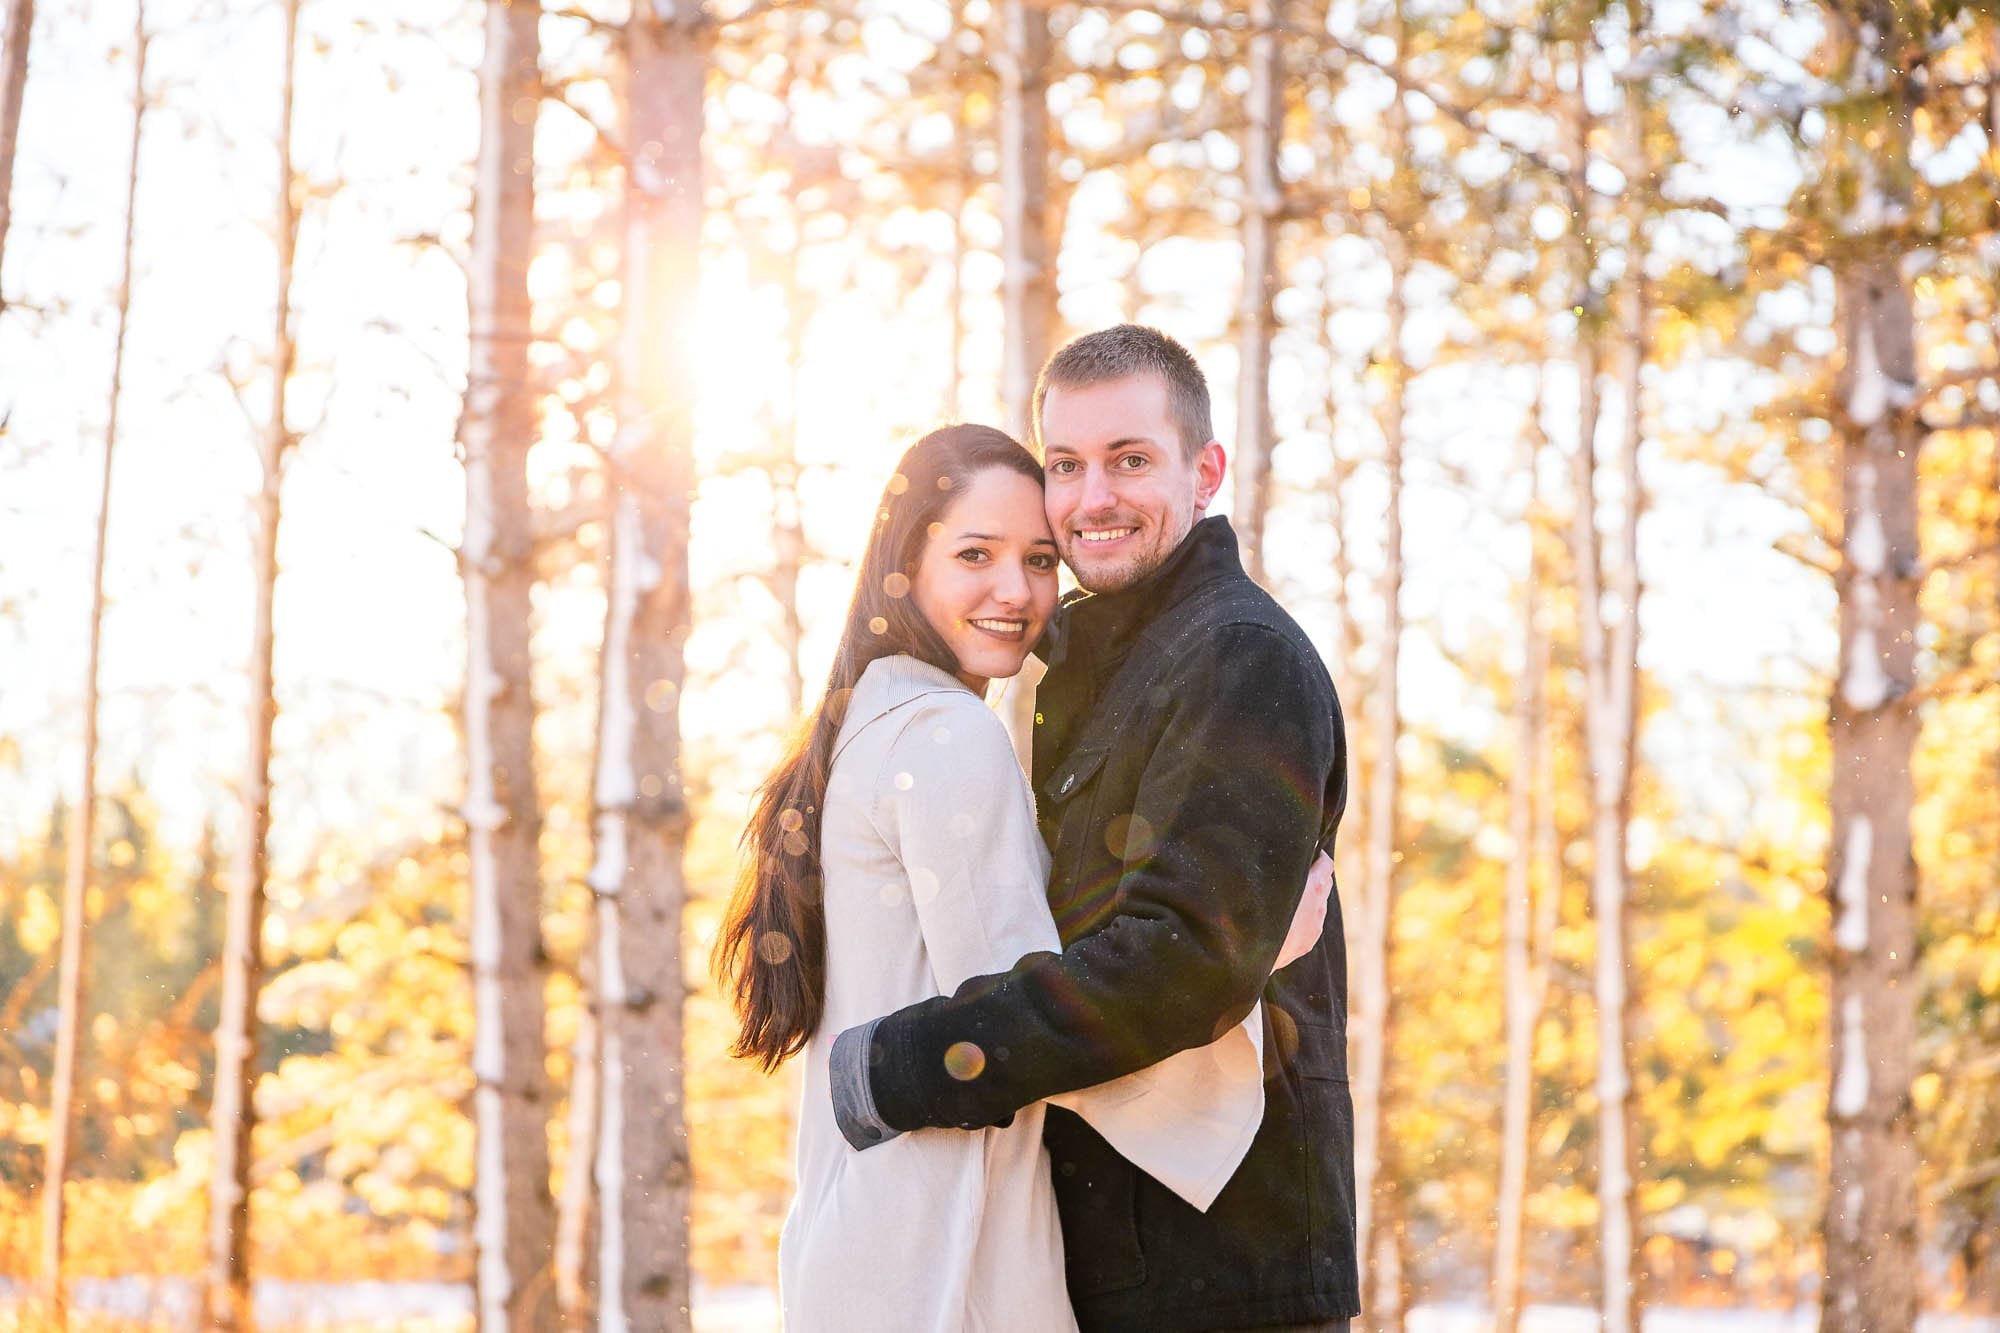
[830,1018,902,1151]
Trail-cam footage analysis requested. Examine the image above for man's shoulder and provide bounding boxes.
[1167,576,1332,680]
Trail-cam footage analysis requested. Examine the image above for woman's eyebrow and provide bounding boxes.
[954,531,1059,546]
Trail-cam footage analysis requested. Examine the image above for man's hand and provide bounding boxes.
[1274,850,1334,970]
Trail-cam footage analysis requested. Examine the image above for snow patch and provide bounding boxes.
[1846,321,1887,426]
[1840,581,1892,711]
[588,811,628,896]
[1833,994,1869,1117]
[1846,466,1886,576]
[475,1081,510,1333]
[595,496,642,810]
[1834,817,1872,953]
[595,895,627,1332]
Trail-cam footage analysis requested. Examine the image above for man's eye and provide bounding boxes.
[1118,454,1147,470]
[1047,459,1077,475]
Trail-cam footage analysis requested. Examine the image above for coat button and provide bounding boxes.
[1059,773,1075,794]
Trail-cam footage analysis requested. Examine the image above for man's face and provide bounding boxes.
[1040,373,1226,594]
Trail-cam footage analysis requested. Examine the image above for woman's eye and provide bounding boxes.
[956,548,988,565]
[1029,553,1057,571]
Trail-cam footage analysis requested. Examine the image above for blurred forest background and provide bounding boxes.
[0,0,1996,1328]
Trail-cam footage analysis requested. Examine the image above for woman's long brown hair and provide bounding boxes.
[715,423,1046,1071]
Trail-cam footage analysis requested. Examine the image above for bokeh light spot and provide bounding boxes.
[944,1041,985,1080]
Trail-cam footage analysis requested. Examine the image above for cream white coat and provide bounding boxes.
[780,654,1264,1332]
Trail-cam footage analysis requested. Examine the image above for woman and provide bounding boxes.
[716,424,1286,1331]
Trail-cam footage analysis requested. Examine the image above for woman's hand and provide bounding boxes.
[1275,851,1334,970]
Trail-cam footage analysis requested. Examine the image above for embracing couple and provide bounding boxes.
[717,325,1358,1332]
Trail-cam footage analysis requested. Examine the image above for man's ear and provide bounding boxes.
[1191,441,1227,514]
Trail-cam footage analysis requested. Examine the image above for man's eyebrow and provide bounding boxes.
[1044,436,1161,454]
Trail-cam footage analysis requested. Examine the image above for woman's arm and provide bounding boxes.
[845,695,1268,1210]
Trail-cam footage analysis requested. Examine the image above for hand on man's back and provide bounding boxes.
[1274,849,1334,971]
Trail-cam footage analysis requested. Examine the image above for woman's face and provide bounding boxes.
[910,466,1060,691]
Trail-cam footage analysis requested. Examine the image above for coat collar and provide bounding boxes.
[1052,515,1245,668]
[841,653,975,738]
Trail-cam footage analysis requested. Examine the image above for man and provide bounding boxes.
[832,325,1357,1332]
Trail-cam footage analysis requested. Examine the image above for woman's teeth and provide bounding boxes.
[970,619,1024,635]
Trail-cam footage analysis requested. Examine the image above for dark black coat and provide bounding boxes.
[863,517,1357,1331]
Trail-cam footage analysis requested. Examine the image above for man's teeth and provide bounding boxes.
[971,619,1024,633]
[1079,527,1137,544]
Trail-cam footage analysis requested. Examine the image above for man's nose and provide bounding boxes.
[1079,465,1116,516]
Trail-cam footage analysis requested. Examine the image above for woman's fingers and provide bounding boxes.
[1275,851,1334,970]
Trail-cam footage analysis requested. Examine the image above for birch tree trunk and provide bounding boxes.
[1492,401,1548,1333]
[42,11,144,1318]
[0,0,32,300]
[1571,278,1645,1333]
[592,6,704,1327]
[206,2,299,1324]
[1353,219,1406,1330]
[1560,36,1646,1331]
[554,921,599,1330]
[1232,0,1281,587]
[1820,19,1921,1325]
[463,2,556,1327]
[996,0,1052,760]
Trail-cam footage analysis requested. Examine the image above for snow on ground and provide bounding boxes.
[1,1279,1996,1332]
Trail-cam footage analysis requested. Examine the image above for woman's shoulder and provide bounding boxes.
[837,656,991,748]
[842,657,1014,778]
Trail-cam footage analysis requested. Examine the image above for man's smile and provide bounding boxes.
[1076,526,1138,545]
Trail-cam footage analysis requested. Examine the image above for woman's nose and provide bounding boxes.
[991,559,1031,607]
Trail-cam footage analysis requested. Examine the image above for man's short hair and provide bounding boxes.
[1032,324,1215,462]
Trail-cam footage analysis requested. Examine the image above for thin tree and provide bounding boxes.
[1352,66,1408,1330]
[0,0,33,301]
[995,0,1053,760]
[42,6,145,1321]
[462,0,557,1326]
[1819,9,1922,1329]
[1491,386,1550,1333]
[1232,0,1282,586]
[591,4,705,1326]
[206,0,300,1324]
[1565,23,1646,1322]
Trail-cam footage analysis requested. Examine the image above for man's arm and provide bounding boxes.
[834,623,1340,1142]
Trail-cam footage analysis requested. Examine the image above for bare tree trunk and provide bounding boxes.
[1561,36,1645,1331]
[1353,219,1406,1329]
[463,3,556,1327]
[206,3,298,1324]
[1572,296,1644,1333]
[0,0,33,305]
[592,7,704,1327]
[41,12,144,1318]
[1492,397,1548,1333]
[996,0,1052,759]
[1233,0,1282,586]
[555,927,600,1330]
[1820,31,1921,1326]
